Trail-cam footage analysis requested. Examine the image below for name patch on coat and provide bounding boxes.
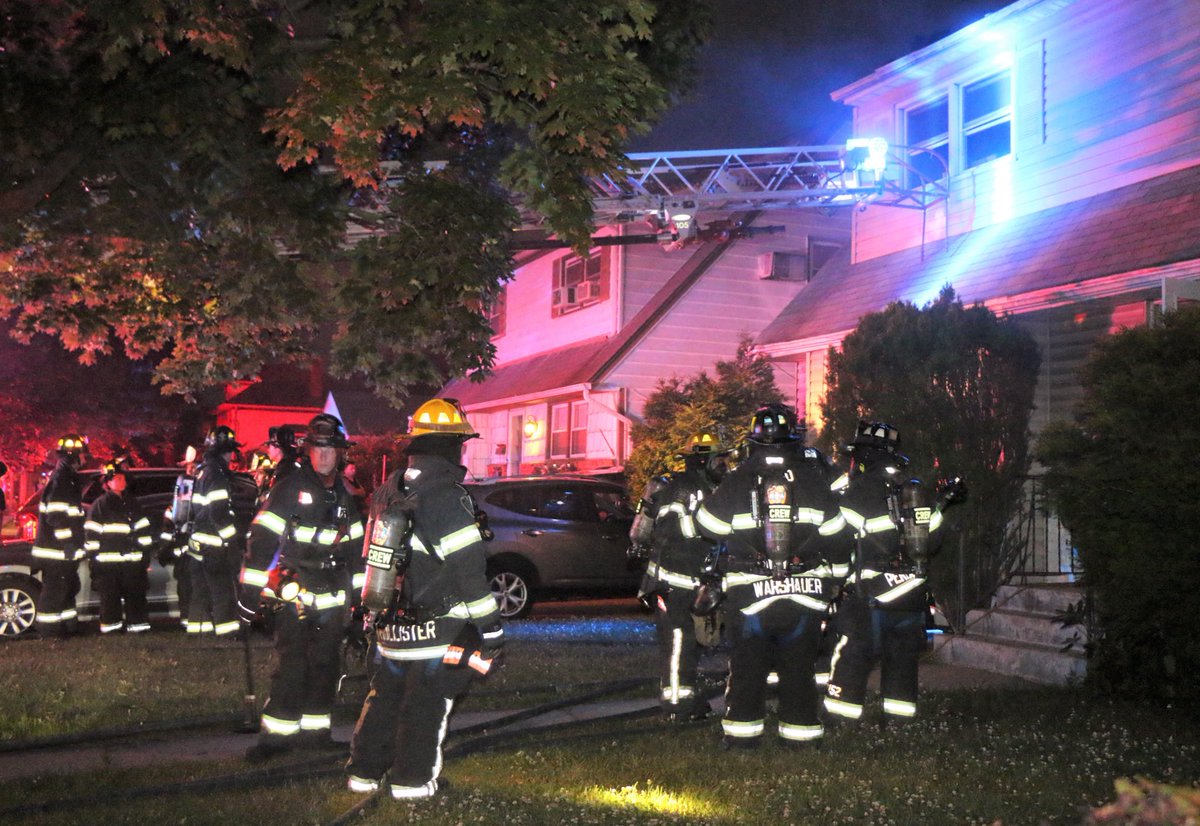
[379,620,438,643]
[751,577,825,599]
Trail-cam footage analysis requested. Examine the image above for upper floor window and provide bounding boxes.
[903,70,1011,186]
[962,73,1012,168]
[552,248,610,317]
[485,287,506,338]
[905,97,950,186]
[807,238,842,281]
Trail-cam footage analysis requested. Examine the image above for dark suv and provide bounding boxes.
[466,475,641,619]
[0,468,257,638]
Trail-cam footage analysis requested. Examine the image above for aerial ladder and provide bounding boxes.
[348,139,947,249]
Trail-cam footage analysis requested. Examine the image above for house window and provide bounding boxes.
[903,69,1011,185]
[485,287,506,338]
[552,249,609,317]
[962,73,1012,169]
[806,239,841,282]
[905,97,949,186]
[550,400,588,458]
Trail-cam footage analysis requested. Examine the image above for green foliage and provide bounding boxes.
[627,338,781,496]
[821,286,1041,622]
[1036,305,1200,701]
[0,0,711,403]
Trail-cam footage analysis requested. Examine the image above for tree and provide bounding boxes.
[627,338,781,496]
[1,0,711,402]
[0,325,195,470]
[1036,305,1200,701]
[820,286,1041,625]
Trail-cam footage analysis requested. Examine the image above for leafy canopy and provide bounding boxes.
[0,0,711,401]
[821,286,1041,623]
[1036,305,1200,700]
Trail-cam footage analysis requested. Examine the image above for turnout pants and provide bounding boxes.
[91,562,150,633]
[723,601,825,744]
[173,557,192,627]
[655,585,707,716]
[348,656,459,798]
[35,560,81,637]
[824,595,925,721]
[187,549,240,636]
[257,601,345,745]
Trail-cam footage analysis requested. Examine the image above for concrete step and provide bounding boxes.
[992,584,1085,616]
[964,606,1088,649]
[930,632,1086,686]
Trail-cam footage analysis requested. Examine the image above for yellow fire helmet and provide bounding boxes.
[409,398,479,438]
[56,433,90,456]
[686,430,728,455]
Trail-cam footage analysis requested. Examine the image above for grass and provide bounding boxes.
[2,621,1198,824]
[0,624,658,741]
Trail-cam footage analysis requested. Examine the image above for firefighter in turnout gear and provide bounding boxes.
[187,426,243,638]
[695,405,849,749]
[346,399,502,801]
[823,420,953,726]
[256,426,301,506]
[240,413,366,762]
[84,459,154,633]
[32,434,90,637]
[159,446,198,628]
[631,431,729,721]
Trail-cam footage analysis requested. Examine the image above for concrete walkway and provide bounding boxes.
[0,659,1038,784]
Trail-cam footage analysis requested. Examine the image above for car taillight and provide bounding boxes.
[18,513,37,541]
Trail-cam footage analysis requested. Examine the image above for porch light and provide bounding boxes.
[523,416,540,439]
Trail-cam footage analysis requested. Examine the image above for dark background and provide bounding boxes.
[633,0,1013,151]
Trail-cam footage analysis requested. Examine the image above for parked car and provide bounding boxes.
[466,475,642,619]
[0,467,257,638]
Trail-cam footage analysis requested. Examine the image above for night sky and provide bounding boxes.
[632,0,1014,151]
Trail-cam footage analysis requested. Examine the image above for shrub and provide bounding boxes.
[821,286,1041,624]
[1036,305,1200,701]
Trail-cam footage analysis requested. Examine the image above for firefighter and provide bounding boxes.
[240,413,366,762]
[32,434,90,637]
[187,425,244,638]
[823,420,954,727]
[346,398,502,800]
[159,446,198,629]
[631,431,728,721]
[84,459,154,633]
[695,404,849,750]
[256,426,301,506]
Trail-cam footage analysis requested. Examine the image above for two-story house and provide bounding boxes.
[756,0,1200,439]
[442,213,850,479]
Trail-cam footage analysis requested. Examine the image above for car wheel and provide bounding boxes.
[0,574,42,638]
[488,565,533,619]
